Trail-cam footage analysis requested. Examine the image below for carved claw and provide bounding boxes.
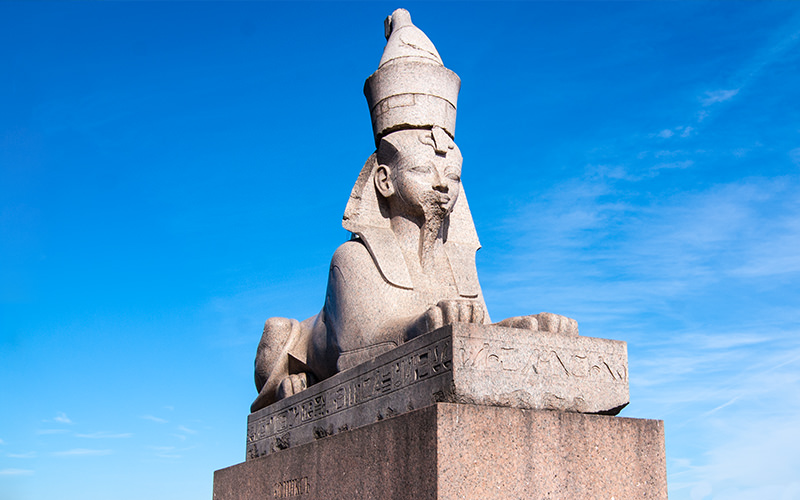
[495,313,578,336]
[494,315,539,331]
[276,373,312,401]
[535,312,579,336]
[425,300,485,331]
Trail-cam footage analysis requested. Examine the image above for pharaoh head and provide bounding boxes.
[341,9,480,294]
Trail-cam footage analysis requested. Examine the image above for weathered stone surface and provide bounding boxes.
[246,323,628,460]
[216,403,666,500]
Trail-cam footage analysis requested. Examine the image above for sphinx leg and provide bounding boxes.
[252,317,301,412]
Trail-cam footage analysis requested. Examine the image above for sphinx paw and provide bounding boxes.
[535,312,579,336]
[276,373,312,400]
[495,315,539,331]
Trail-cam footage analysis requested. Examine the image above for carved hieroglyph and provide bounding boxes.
[247,324,629,460]
[251,9,585,413]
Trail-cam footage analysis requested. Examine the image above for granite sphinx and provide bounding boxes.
[251,8,577,413]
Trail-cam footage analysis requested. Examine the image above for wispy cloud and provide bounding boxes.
[41,412,73,425]
[140,415,168,424]
[148,446,176,452]
[701,89,740,106]
[651,160,693,173]
[36,429,69,435]
[485,173,800,356]
[0,468,34,476]
[52,448,112,457]
[653,126,694,141]
[75,432,132,439]
[154,447,182,459]
[6,452,37,458]
[790,147,800,165]
[176,425,196,435]
[52,412,72,424]
[699,396,741,417]
[147,445,189,459]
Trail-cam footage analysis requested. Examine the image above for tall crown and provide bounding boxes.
[364,9,461,146]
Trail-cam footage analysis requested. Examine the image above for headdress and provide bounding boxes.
[363,9,461,146]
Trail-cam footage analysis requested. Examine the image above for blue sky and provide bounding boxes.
[2,1,799,499]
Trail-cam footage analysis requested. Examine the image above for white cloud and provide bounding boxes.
[680,126,694,138]
[701,89,740,106]
[36,429,69,435]
[147,444,192,459]
[6,452,37,459]
[0,468,34,476]
[675,416,800,499]
[52,412,72,424]
[699,396,740,417]
[790,147,800,165]
[148,446,175,452]
[654,150,684,158]
[486,175,800,342]
[140,415,168,424]
[176,425,196,435]
[52,448,112,457]
[0,438,4,445]
[75,432,132,439]
[651,160,694,173]
[658,129,675,138]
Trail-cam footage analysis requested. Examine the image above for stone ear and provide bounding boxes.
[374,165,394,198]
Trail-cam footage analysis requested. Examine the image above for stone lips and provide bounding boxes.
[246,324,629,459]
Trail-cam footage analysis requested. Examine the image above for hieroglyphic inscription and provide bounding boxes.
[273,477,309,498]
[457,338,627,383]
[248,336,451,445]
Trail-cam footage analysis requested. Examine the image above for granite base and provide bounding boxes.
[214,402,667,500]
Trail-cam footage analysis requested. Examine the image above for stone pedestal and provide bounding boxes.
[213,402,667,499]
[215,325,665,499]
[245,324,629,460]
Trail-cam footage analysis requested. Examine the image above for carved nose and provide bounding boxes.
[432,169,447,192]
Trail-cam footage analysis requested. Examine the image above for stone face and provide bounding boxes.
[216,403,666,500]
[246,324,628,460]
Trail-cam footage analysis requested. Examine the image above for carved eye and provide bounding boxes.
[410,165,432,174]
[445,168,461,182]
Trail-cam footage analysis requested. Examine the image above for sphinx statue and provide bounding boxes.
[251,9,577,412]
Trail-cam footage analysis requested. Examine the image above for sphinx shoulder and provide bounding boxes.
[329,239,383,280]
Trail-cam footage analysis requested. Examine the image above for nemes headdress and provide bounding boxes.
[343,9,480,298]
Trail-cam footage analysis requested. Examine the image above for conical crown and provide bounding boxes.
[364,9,461,146]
